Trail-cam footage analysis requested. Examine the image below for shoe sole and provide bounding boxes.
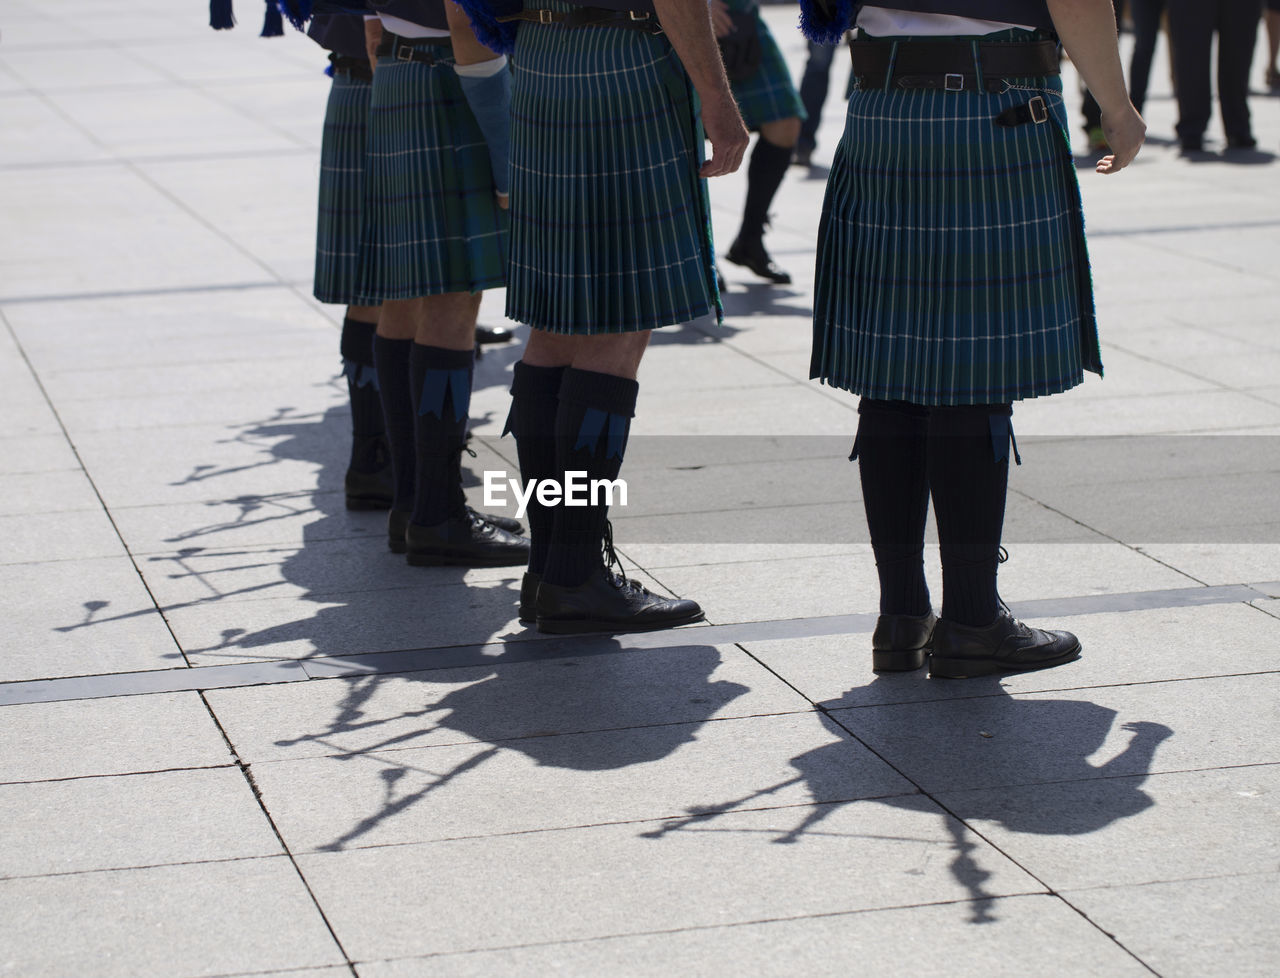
[929,642,1081,679]
[872,648,928,672]
[406,549,528,568]
[536,610,705,635]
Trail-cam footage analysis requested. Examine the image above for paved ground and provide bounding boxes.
[2,3,1279,976]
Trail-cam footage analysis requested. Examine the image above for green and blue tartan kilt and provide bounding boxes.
[505,7,720,334]
[356,52,509,301]
[727,1,806,130]
[811,69,1102,406]
[314,70,373,306]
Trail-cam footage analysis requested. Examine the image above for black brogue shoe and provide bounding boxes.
[405,512,530,567]
[929,611,1080,679]
[872,611,937,672]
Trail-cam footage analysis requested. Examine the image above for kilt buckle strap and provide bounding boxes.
[499,7,663,35]
[994,96,1050,128]
[945,73,964,92]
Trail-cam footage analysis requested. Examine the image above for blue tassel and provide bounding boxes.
[279,0,313,31]
[989,415,1022,465]
[324,63,334,77]
[605,413,627,461]
[573,409,628,459]
[261,1,284,37]
[798,0,855,46]
[418,369,472,421]
[574,408,608,454]
[454,0,521,56]
[343,359,379,391]
[210,0,235,30]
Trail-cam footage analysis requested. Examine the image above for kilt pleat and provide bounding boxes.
[811,70,1102,405]
[314,71,373,306]
[727,2,806,129]
[357,54,508,300]
[505,8,719,334]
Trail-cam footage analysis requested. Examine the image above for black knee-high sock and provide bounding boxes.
[738,136,793,242]
[854,399,932,616]
[409,344,474,527]
[505,362,565,575]
[373,335,415,512]
[542,368,638,588]
[340,317,382,439]
[928,404,1013,627]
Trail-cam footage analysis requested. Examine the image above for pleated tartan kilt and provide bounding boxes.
[727,2,806,130]
[356,51,508,301]
[811,66,1103,406]
[314,70,373,306]
[505,9,719,334]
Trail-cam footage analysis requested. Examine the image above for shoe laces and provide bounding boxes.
[601,521,647,595]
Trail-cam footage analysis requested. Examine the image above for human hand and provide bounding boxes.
[1095,103,1145,174]
[699,91,749,177]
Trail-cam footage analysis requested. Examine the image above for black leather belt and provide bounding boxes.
[851,39,1059,93]
[499,7,663,35]
[328,53,372,83]
[376,32,454,65]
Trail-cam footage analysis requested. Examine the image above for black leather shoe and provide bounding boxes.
[929,611,1080,679]
[387,509,410,554]
[476,325,514,345]
[872,611,936,672]
[725,236,791,284]
[518,571,540,623]
[536,567,704,634]
[466,505,523,535]
[345,435,393,511]
[405,512,530,567]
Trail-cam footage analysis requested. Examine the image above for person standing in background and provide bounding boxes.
[1167,0,1262,152]
[714,0,806,285]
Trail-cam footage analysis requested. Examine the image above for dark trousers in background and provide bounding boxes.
[1167,0,1263,146]
[797,40,838,155]
[1128,0,1168,113]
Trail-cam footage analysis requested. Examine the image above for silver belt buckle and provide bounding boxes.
[538,8,553,23]
[395,43,413,62]
[944,73,964,92]
[1029,96,1048,124]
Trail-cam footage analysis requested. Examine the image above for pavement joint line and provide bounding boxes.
[0,763,237,788]
[345,891,1051,969]
[0,279,308,305]
[0,580,1273,708]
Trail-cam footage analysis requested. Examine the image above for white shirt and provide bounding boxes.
[856,5,1032,36]
[374,13,449,39]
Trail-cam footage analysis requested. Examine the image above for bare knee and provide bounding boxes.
[759,117,802,149]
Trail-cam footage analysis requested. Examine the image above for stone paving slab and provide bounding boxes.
[0,556,183,683]
[746,602,1280,709]
[354,893,1151,978]
[0,858,345,978]
[0,166,271,302]
[831,673,1280,794]
[251,712,912,853]
[0,767,281,878]
[0,433,82,476]
[1066,873,1280,978]
[205,643,803,764]
[0,692,230,783]
[296,800,1043,961]
[0,468,101,515]
[941,764,1280,891]
[0,508,128,565]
